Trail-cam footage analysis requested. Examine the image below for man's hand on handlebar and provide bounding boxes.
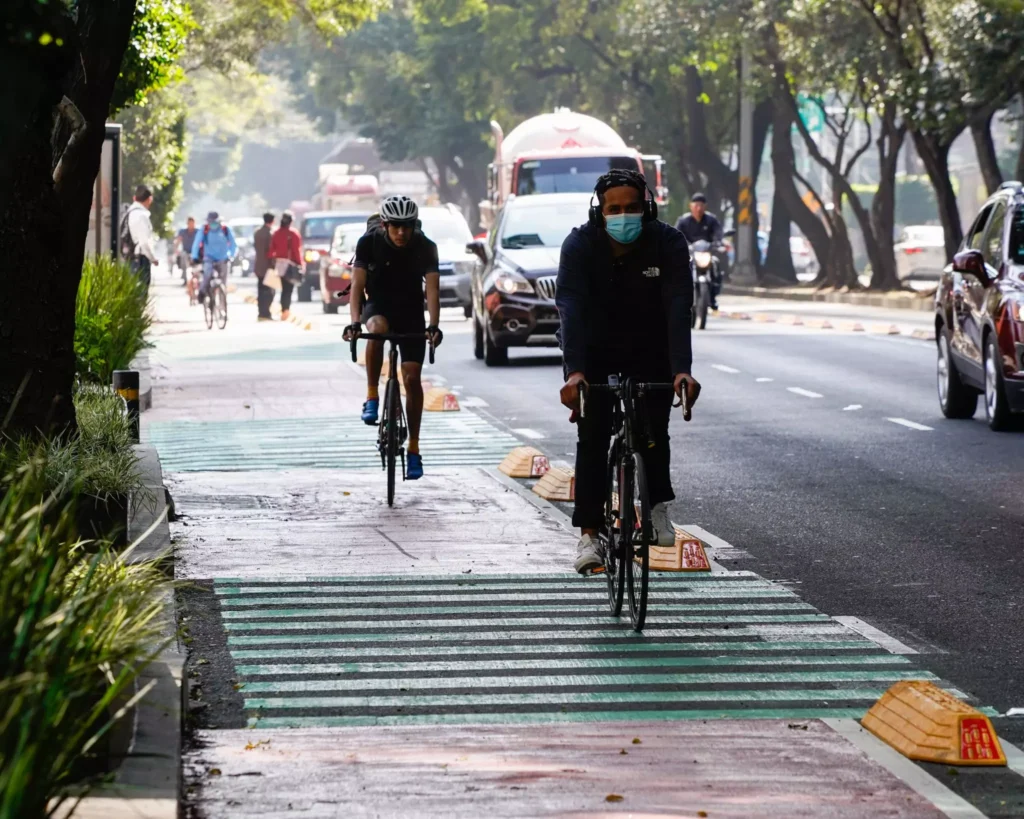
[427,325,443,348]
[674,373,701,422]
[342,322,362,342]
[560,372,588,418]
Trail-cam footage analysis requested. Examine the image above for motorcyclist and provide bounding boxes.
[675,193,724,311]
[191,211,238,302]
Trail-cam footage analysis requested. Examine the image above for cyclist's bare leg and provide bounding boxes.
[402,361,423,453]
[364,315,388,399]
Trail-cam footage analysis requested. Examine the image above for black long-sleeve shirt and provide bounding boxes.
[555,220,693,378]
[675,212,723,245]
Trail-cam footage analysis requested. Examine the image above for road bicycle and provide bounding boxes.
[581,376,687,632]
[350,332,435,507]
[201,261,228,330]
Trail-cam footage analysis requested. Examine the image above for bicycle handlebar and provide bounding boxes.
[580,379,691,422]
[349,332,436,365]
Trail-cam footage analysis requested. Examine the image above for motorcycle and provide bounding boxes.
[689,240,716,330]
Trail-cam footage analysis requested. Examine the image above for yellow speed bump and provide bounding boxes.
[804,318,834,330]
[649,528,711,572]
[424,387,460,412]
[532,467,575,501]
[862,680,1006,766]
[499,446,550,478]
[753,313,777,323]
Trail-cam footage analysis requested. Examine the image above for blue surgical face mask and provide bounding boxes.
[605,213,643,244]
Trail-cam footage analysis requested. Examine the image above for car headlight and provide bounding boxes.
[491,262,534,295]
[452,260,475,276]
[694,251,712,268]
[1010,301,1024,322]
[304,249,317,262]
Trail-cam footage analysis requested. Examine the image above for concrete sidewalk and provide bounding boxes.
[143,278,987,818]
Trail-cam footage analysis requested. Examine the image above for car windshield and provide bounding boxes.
[500,202,587,248]
[515,156,638,195]
[1011,208,1024,264]
[331,224,365,254]
[303,215,367,240]
[230,223,260,241]
[419,216,473,246]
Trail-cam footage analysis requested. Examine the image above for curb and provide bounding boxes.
[715,310,935,340]
[243,293,317,331]
[723,283,934,312]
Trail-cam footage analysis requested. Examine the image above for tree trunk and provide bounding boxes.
[911,130,964,260]
[1017,87,1024,182]
[684,67,737,209]
[869,109,905,291]
[763,181,797,283]
[970,109,1003,195]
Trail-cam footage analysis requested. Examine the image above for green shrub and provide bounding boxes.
[0,457,169,816]
[75,257,151,386]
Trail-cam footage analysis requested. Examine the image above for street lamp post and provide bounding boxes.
[733,46,757,284]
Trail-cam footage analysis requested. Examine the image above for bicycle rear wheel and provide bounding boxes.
[626,452,650,632]
[203,291,214,329]
[215,284,228,329]
[385,378,401,507]
[601,441,624,616]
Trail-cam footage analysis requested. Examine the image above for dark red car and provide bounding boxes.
[935,181,1024,430]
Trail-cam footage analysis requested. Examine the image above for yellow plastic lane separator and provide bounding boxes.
[862,680,1006,766]
[648,527,711,572]
[499,446,550,478]
[532,467,575,501]
[424,387,460,412]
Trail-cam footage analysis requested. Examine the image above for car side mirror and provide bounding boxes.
[952,249,990,286]
[466,240,489,264]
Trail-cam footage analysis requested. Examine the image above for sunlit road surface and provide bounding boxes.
[147,275,1024,817]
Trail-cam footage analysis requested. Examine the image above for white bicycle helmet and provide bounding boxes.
[379,195,418,224]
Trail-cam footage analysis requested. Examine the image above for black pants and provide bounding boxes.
[130,256,151,293]
[256,275,274,318]
[572,380,675,530]
[280,279,294,311]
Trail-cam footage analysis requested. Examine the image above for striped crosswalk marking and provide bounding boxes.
[211,573,956,729]
[148,413,521,472]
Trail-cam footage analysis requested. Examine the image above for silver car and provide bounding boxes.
[418,205,476,317]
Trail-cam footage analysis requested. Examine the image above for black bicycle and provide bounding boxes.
[350,332,435,506]
[581,376,688,632]
[202,262,228,330]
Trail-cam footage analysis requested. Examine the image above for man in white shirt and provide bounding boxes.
[123,184,159,289]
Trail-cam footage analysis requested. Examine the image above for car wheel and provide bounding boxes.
[322,302,338,314]
[463,303,472,319]
[483,323,508,367]
[984,333,1012,431]
[297,283,313,302]
[473,311,484,360]
[937,330,977,419]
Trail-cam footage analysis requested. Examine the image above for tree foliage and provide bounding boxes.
[112,0,194,113]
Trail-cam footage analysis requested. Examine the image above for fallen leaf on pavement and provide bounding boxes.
[209,768,222,776]
[619,749,628,755]
[787,723,808,730]
[698,812,708,817]
[631,737,642,745]
[605,794,623,802]
[245,739,270,751]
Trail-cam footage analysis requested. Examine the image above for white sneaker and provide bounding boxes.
[574,534,605,575]
[650,503,677,547]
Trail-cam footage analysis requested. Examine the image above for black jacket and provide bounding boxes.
[675,212,723,245]
[556,220,693,377]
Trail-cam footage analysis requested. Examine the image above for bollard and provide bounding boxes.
[113,370,140,443]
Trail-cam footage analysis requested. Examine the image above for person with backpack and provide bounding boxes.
[120,185,159,290]
[266,211,305,321]
[191,211,238,304]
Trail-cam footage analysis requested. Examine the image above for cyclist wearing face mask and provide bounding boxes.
[556,169,701,575]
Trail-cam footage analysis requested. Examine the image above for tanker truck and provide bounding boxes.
[479,108,667,230]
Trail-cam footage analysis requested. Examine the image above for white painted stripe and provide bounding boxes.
[1001,740,1024,778]
[842,404,862,411]
[832,617,918,655]
[887,417,934,431]
[512,428,545,440]
[755,377,774,383]
[823,719,987,819]
[711,364,741,374]
[459,396,489,408]
[787,387,823,399]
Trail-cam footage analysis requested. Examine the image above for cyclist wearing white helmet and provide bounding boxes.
[343,195,442,480]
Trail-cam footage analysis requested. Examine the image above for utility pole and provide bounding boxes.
[733,46,757,284]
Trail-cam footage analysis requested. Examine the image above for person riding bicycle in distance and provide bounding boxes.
[343,195,443,480]
[556,169,701,575]
[191,211,237,303]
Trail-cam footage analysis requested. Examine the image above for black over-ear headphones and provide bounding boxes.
[588,169,659,228]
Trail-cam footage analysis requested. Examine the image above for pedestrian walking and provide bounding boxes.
[120,184,159,291]
[267,211,305,321]
[253,212,275,321]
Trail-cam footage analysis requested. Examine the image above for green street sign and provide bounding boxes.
[795,94,824,135]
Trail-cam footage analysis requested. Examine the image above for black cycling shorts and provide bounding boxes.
[360,300,426,365]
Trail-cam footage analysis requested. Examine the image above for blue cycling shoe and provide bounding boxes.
[361,399,379,425]
[407,452,424,480]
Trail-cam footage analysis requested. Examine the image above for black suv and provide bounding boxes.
[935,181,1024,430]
[466,193,591,366]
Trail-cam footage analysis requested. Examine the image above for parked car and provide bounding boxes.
[226,217,263,277]
[935,181,1024,430]
[419,204,476,317]
[298,210,372,302]
[320,222,367,314]
[896,225,947,281]
[467,192,591,366]
[790,235,817,278]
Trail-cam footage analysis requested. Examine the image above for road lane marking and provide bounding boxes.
[711,364,741,374]
[887,418,934,431]
[832,617,918,655]
[755,377,774,383]
[842,404,863,411]
[459,396,489,408]
[512,427,545,440]
[787,387,824,399]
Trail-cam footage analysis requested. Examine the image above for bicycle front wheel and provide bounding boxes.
[215,284,228,329]
[203,292,214,329]
[626,451,650,632]
[602,441,624,616]
[385,379,401,507]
